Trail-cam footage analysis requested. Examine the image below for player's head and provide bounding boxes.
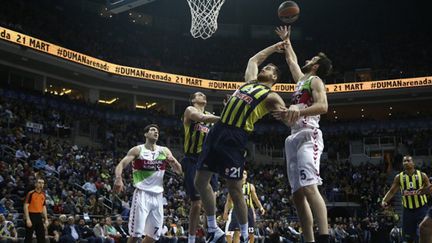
[301,52,332,79]
[257,63,281,85]
[190,92,207,106]
[144,124,159,143]
[242,170,248,183]
[402,155,414,170]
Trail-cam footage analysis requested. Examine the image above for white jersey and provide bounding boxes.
[131,144,167,193]
[290,76,320,134]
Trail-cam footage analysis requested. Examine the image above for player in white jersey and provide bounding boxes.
[113,124,182,243]
[274,26,332,243]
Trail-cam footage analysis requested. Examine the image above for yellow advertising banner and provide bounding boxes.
[1,26,431,93]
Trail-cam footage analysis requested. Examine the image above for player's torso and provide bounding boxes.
[132,145,167,193]
[221,83,271,133]
[399,170,427,209]
[242,183,253,208]
[291,76,320,133]
[183,111,212,155]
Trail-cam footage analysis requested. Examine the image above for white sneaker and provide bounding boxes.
[206,227,226,243]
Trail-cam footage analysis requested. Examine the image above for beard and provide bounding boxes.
[257,72,269,82]
[301,63,313,73]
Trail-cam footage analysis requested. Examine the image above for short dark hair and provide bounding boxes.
[144,124,159,133]
[316,52,332,79]
[189,92,204,104]
[268,63,281,83]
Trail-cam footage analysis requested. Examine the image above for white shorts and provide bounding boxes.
[129,189,163,240]
[285,128,324,193]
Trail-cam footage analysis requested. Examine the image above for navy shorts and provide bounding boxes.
[198,123,249,180]
[227,208,255,233]
[181,155,219,201]
[402,205,428,241]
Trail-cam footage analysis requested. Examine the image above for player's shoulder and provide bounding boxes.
[265,91,281,99]
[159,145,170,153]
[395,173,403,180]
[185,105,198,113]
[184,106,198,120]
[129,145,142,154]
[309,76,324,85]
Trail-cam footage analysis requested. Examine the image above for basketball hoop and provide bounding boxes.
[186,0,226,40]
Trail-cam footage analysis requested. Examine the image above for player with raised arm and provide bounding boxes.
[113,124,182,243]
[274,25,332,243]
[194,40,288,243]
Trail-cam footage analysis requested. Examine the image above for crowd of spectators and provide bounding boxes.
[0,0,431,84]
[1,87,431,242]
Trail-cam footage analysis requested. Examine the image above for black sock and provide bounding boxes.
[317,234,330,243]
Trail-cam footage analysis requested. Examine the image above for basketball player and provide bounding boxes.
[418,183,432,243]
[113,124,182,243]
[194,40,288,243]
[223,170,265,243]
[182,92,220,243]
[274,26,332,243]
[382,155,430,243]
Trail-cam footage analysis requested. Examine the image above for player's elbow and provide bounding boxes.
[248,57,258,66]
[321,103,328,114]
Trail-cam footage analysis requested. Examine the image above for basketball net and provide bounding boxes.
[186,0,226,40]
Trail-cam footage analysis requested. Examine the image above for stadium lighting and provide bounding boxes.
[98,98,119,104]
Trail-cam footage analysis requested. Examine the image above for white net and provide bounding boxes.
[186,0,226,40]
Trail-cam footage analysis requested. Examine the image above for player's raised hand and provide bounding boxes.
[273,41,287,53]
[275,25,291,41]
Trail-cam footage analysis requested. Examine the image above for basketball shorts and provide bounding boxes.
[225,208,255,233]
[129,189,163,240]
[402,205,428,241]
[198,122,248,180]
[285,128,324,193]
[181,155,219,201]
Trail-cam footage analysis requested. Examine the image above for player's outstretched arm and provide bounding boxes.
[275,26,304,83]
[114,146,140,193]
[184,106,220,124]
[245,41,286,83]
[164,147,182,175]
[381,175,401,208]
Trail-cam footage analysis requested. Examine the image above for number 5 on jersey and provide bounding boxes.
[300,169,307,180]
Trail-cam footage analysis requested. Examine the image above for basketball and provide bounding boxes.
[278,1,300,24]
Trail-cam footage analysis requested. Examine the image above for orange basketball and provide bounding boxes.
[278,1,300,24]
